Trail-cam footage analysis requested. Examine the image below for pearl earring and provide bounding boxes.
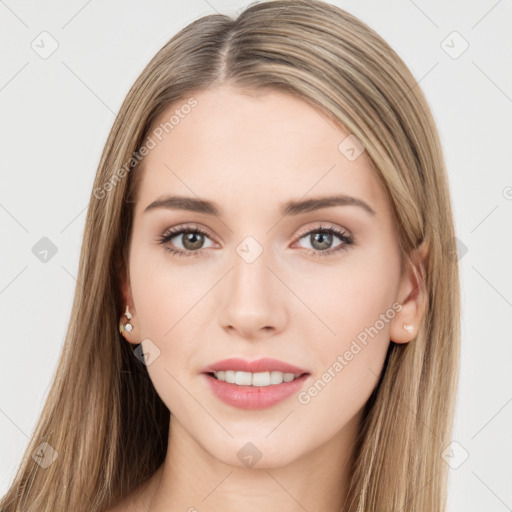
[119,305,133,334]
[403,323,414,333]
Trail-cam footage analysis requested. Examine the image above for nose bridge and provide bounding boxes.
[218,232,287,336]
[230,233,274,304]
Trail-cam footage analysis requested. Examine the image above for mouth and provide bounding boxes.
[202,368,310,410]
[206,370,308,387]
[201,356,309,376]
[201,357,310,409]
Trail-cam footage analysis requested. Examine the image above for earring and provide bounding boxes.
[119,305,133,334]
[403,323,414,333]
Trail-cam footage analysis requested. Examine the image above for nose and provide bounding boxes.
[218,245,288,340]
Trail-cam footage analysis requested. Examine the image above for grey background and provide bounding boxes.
[1,1,511,510]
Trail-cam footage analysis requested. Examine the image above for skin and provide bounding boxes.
[113,85,426,512]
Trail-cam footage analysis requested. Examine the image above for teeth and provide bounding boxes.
[212,370,301,386]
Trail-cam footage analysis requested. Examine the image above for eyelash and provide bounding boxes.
[156,223,354,258]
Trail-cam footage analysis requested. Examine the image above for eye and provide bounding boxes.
[157,223,354,258]
[157,224,215,257]
[293,223,354,257]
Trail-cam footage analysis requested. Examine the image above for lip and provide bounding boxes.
[202,373,310,410]
[201,357,309,375]
[201,357,310,410]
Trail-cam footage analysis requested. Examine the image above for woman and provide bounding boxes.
[0,1,460,510]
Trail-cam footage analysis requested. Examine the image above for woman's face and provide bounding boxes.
[122,85,421,468]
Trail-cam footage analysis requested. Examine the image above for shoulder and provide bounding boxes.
[103,467,162,512]
[102,483,146,512]
[103,497,135,512]
[103,494,139,512]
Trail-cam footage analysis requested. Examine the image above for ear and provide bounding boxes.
[119,267,141,345]
[390,239,429,344]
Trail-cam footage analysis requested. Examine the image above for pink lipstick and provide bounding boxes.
[201,357,310,410]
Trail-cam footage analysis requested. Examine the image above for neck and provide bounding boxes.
[145,411,362,512]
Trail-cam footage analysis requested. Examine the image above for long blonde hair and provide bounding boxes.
[1,1,460,510]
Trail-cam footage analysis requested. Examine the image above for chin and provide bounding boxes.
[203,434,306,470]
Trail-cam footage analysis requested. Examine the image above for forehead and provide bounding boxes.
[134,85,388,218]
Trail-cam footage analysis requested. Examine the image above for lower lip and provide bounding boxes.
[202,373,309,410]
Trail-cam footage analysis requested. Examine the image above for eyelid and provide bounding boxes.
[156,223,219,255]
[160,223,216,241]
[159,222,350,244]
[158,221,354,257]
[293,222,351,240]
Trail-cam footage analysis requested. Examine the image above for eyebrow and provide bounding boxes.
[143,194,376,217]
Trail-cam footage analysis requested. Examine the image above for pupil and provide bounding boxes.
[180,231,334,252]
[183,232,204,250]
[312,232,331,250]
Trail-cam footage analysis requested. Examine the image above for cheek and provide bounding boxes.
[129,243,202,338]
[292,271,398,447]
[128,247,214,400]
[300,244,400,398]
[129,254,200,414]
[320,268,398,344]
[129,229,401,417]
[303,245,400,345]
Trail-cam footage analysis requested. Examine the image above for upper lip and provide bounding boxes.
[202,357,309,375]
